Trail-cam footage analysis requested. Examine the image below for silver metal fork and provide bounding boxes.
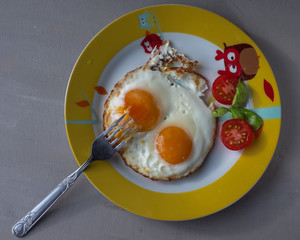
[12,113,139,237]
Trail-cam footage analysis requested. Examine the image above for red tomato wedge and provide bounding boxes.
[212,74,239,105]
[220,119,253,150]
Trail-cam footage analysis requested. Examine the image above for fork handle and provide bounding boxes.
[12,156,94,237]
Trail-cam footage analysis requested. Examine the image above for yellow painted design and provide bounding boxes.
[65,5,281,220]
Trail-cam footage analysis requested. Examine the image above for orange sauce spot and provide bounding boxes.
[155,126,193,164]
[124,89,160,131]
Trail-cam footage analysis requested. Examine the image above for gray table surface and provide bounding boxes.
[1,0,299,239]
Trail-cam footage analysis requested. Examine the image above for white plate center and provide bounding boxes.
[93,33,251,193]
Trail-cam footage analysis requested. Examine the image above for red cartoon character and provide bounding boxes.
[215,43,259,80]
[140,31,163,54]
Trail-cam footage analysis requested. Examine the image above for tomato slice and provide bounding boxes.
[220,119,253,150]
[212,74,239,105]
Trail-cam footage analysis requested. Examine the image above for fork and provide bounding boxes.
[12,113,139,237]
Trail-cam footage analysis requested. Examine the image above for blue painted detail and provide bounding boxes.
[79,87,101,122]
[219,106,281,123]
[65,88,102,125]
[252,106,281,120]
[151,8,164,42]
[138,13,153,29]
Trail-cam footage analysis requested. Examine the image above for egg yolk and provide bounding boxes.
[155,126,193,164]
[124,89,160,131]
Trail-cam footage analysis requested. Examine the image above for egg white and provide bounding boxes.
[104,67,215,180]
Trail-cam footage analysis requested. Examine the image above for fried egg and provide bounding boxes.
[103,41,216,180]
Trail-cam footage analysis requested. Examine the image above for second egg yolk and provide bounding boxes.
[155,126,193,164]
[124,89,160,131]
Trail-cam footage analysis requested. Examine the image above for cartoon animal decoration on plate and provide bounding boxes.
[140,31,163,54]
[215,43,260,80]
[138,12,154,29]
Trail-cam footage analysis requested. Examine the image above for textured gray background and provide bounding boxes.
[1,0,299,239]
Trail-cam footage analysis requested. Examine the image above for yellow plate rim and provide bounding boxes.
[64,4,281,220]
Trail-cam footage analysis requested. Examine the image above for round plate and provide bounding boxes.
[65,5,281,220]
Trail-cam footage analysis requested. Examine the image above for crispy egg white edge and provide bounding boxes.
[104,67,216,180]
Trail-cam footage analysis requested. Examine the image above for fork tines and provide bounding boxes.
[105,113,141,151]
